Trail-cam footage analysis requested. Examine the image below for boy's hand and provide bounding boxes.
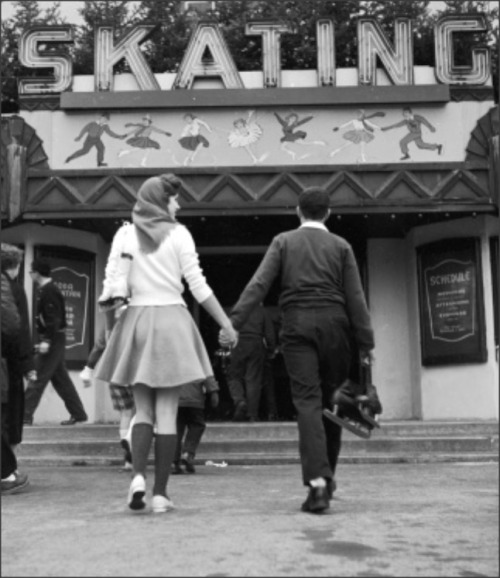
[209,392,219,409]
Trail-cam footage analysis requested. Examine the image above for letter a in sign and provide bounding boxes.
[173,22,244,89]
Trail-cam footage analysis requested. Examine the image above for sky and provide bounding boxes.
[1,1,85,22]
[1,1,454,24]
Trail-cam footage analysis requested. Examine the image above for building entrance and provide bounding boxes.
[192,237,368,422]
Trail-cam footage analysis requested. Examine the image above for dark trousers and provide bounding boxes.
[400,133,438,155]
[227,336,266,419]
[24,333,87,422]
[280,306,351,486]
[174,407,206,461]
[261,357,278,418]
[66,137,105,164]
[3,370,25,446]
[86,329,106,369]
[1,405,17,479]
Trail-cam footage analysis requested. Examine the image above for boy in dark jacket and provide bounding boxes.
[172,376,219,474]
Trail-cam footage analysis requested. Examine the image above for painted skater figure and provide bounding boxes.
[330,110,385,163]
[177,113,212,166]
[274,112,326,160]
[228,110,268,164]
[381,107,443,161]
[118,114,172,167]
[65,112,127,167]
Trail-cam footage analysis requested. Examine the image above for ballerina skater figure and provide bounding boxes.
[227,110,268,165]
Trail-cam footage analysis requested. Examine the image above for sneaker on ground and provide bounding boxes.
[151,494,174,513]
[127,474,146,510]
[79,366,93,384]
[1,471,29,495]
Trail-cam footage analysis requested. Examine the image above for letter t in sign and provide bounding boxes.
[245,22,294,88]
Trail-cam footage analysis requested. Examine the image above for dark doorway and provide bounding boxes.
[193,238,368,422]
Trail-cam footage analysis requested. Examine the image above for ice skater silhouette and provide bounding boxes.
[118,114,172,167]
[381,107,442,161]
[274,112,326,160]
[65,112,126,167]
[228,110,268,164]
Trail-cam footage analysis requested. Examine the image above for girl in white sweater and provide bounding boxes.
[95,173,238,513]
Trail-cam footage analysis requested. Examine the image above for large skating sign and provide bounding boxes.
[17,15,491,95]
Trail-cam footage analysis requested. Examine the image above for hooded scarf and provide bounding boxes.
[132,174,181,253]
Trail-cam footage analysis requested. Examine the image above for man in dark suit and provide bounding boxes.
[226,302,276,422]
[1,244,36,447]
[221,187,375,514]
[24,258,88,426]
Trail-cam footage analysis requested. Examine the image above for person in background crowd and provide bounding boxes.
[1,261,30,494]
[226,302,276,422]
[94,173,238,514]
[172,376,219,474]
[220,187,375,514]
[0,244,36,449]
[80,307,136,471]
[23,259,88,427]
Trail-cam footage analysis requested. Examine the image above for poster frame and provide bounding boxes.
[32,245,95,369]
[416,237,487,367]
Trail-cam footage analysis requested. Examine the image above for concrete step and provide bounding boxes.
[16,420,499,466]
[15,452,500,468]
[16,435,498,456]
[20,419,500,440]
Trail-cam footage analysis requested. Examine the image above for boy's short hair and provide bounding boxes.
[298,187,330,220]
[31,258,51,277]
[1,243,24,272]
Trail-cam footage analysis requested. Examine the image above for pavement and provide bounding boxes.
[1,462,498,577]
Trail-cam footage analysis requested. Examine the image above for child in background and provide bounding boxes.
[172,376,220,474]
[80,306,135,470]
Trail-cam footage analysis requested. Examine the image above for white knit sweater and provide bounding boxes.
[104,222,213,307]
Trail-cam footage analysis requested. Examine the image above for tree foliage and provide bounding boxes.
[72,1,143,75]
[1,0,498,112]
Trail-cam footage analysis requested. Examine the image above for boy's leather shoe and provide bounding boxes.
[181,453,196,474]
[301,486,330,513]
[1,471,29,495]
[61,416,87,426]
[326,477,337,499]
[232,400,248,422]
[171,462,184,475]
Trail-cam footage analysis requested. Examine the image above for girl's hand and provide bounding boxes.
[219,324,238,348]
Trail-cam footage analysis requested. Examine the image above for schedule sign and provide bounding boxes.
[425,260,475,342]
[417,238,487,366]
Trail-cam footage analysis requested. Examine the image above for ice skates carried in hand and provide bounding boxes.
[323,369,382,439]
